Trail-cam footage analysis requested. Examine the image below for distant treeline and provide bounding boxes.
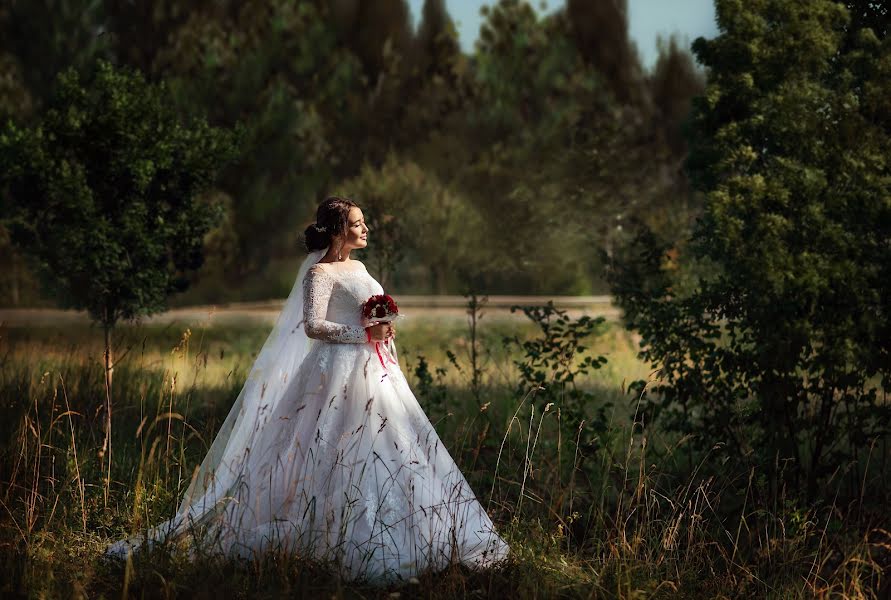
[0,0,703,302]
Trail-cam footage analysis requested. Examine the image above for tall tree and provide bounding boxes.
[399,0,467,141]
[0,0,108,104]
[610,0,891,500]
[565,0,647,107]
[328,0,413,83]
[648,34,706,156]
[121,0,368,281]
[414,0,460,79]
[460,0,605,292]
[102,0,210,77]
[0,60,237,493]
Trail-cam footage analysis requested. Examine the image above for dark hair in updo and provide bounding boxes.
[303,195,359,252]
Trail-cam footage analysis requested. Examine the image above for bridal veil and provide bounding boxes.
[107,248,327,556]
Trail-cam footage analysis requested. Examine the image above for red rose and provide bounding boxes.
[361,294,399,325]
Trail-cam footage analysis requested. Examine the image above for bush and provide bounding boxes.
[608,0,891,501]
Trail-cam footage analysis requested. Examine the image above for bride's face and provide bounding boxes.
[340,206,368,250]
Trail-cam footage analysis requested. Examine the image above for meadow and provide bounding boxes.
[2,0,890,597]
[1,305,886,599]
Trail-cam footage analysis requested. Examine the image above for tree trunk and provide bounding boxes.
[101,311,114,506]
[807,386,835,501]
[11,253,19,306]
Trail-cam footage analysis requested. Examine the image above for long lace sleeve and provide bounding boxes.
[303,265,367,343]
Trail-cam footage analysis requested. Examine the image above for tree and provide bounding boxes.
[340,152,479,293]
[565,0,648,107]
[414,0,460,80]
[329,0,413,84]
[609,0,891,500]
[399,0,468,139]
[0,44,35,307]
[0,0,109,104]
[105,0,370,281]
[451,0,681,294]
[648,34,706,157]
[451,0,612,293]
[0,60,237,496]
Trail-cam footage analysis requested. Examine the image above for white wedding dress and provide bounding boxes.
[107,250,509,582]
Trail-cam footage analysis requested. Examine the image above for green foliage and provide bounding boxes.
[648,34,706,156]
[411,353,449,416]
[0,0,110,106]
[328,0,414,83]
[505,302,609,432]
[610,0,891,499]
[565,0,646,106]
[0,60,237,327]
[0,51,33,119]
[845,0,889,40]
[413,0,461,82]
[340,152,481,293]
[150,1,368,275]
[423,0,702,295]
[448,1,614,293]
[0,0,706,301]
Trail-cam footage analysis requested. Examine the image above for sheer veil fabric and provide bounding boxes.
[106,247,510,581]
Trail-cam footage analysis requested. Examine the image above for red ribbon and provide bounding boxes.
[374,340,398,370]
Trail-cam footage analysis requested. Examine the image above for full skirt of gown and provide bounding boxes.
[175,338,509,581]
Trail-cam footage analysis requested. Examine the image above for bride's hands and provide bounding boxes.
[366,322,395,342]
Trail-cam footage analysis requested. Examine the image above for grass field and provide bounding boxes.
[1,310,887,599]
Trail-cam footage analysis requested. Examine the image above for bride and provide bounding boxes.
[107,196,510,582]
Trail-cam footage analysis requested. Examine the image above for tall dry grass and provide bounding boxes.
[0,318,887,598]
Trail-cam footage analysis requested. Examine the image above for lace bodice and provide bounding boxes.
[302,261,384,343]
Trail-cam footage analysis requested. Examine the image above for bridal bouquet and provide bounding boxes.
[361,294,401,327]
[361,294,401,370]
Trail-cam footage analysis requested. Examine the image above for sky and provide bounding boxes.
[406,0,720,70]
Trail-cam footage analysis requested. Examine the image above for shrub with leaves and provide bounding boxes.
[411,353,449,417]
[608,0,891,500]
[505,301,609,432]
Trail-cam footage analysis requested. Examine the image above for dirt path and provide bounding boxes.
[0,295,621,327]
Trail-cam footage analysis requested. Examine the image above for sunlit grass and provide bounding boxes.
[0,316,887,599]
